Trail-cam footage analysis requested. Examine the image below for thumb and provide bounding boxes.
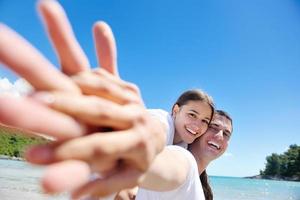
[72,166,141,199]
[42,160,91,194]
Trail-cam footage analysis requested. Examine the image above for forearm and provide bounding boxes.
[150,117,167,154]
[138,146,190,191]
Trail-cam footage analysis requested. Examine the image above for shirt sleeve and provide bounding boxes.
[147,109,174,146]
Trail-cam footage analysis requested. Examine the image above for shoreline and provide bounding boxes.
[245,174,300,182]
[1,156,299,182]
[0,155,24,161]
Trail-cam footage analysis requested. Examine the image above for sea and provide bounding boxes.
[0,159,300,200]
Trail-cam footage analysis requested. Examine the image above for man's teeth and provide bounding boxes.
[186,127,197,135]
[208,141,220,150]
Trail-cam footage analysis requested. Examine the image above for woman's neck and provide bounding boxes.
[173,131,183,144]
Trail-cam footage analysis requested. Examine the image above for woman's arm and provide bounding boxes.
[139,145,191,191]
[0,0,167,197]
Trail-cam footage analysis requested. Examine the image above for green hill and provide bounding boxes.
[260,144,300,181]
[0,125,48,158]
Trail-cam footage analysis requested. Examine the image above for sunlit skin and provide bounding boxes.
[0,0,166,197]
[190,113,233,173]
[116,113,232,199]
[0,0,225,197]
[172,100,213,144]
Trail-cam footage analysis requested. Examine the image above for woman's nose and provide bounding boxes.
[188,123,201,133]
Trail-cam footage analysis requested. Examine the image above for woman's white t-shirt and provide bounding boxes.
[134,109,205,200]
[147,109,187,148]
[136,145,205,200]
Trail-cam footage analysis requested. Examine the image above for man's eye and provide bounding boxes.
[224,132,231,138]
[209,126,218,132]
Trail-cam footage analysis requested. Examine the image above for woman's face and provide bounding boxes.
[191,113,232,162]
[172,100,212,144]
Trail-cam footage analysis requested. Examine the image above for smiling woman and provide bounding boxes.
[148,89,215,148]
[172,99,213,144]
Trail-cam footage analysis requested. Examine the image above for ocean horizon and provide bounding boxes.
[210,175,300,200]
[1,159,299,200]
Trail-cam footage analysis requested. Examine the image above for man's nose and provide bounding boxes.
[215,130,224,139]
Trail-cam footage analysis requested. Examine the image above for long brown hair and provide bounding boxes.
[200,170,213,200]
[172,89,215,123]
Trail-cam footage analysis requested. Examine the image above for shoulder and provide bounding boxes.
[147,109,169,118]
[136,146,205,200]
[166,146,197,175]
[147,109,174,146]
[166,146,205,199]
[147,109,170,128]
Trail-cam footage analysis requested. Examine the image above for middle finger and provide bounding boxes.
[0,24,79,94]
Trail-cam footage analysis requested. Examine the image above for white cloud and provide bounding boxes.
[224,152,234,157]
[0,77,33,97]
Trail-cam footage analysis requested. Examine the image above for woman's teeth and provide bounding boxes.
[186,127,197,135]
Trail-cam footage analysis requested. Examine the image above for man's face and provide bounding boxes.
[190,113,233,161]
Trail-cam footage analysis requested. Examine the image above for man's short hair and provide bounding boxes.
[215,110,233,132]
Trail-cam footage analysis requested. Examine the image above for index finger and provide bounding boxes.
[0,24,80,94]
[0,95,86,140]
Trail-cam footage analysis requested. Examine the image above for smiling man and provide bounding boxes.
[189,109,233,200]
[190,110,233,174]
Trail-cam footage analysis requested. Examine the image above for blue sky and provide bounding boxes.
[0,0,300,177]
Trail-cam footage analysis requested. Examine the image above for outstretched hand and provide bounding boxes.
[0,0,165,198]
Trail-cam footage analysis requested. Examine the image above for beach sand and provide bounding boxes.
[0,188,67,200]
[0,159,68,200]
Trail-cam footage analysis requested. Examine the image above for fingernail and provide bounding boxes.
[71,192,84,200]
[26,146,53,163]
[31,92,55,105]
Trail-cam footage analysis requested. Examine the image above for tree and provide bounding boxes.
[283,145,299,177]
[261,144,300,180]
[263,153,281,176]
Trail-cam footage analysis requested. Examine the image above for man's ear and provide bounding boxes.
[172,104,180,116]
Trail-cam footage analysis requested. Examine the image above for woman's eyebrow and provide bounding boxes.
[189,110,210,120]
[190,109,199,115]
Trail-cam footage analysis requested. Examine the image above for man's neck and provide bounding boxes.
[195,156,210,174]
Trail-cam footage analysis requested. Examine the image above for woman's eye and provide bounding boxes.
[202,119,209,125]
[188,113,196,118]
